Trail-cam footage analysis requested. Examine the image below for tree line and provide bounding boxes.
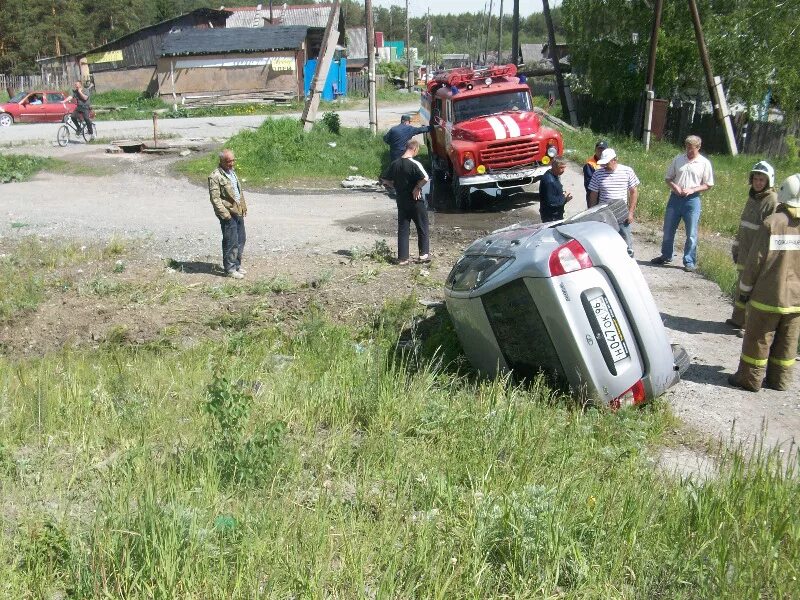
[562,0,800,118]
[0,0,562,75]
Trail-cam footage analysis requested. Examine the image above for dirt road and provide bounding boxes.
[0,101,421,146]
[1,119,797,477]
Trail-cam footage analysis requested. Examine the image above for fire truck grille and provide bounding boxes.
[481,139,540,169]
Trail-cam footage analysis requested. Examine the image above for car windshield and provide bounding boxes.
[10,91,28,103]
[453,91,532,123]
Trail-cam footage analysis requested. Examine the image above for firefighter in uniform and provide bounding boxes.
[729,173,800,392]
[726,161,779,330]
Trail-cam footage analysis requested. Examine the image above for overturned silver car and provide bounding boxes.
[444,203,689,407]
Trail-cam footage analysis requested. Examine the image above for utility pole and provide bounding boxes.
[425,9,431,82]
[301,0,341,131]
[687,0,737,154]
[496,0,504,64]
[484,0,493,64]
[406,0,412,89]
[642,0,663,150]
[366,0,377,134]
[542,0,576,125]
[511,0,520,65]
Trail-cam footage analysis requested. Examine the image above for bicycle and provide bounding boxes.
[56,113,96,146]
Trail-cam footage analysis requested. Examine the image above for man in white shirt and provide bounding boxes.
[588,148,640,257]
[651,135,714,272]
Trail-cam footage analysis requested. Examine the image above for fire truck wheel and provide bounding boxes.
[450,168,470,210]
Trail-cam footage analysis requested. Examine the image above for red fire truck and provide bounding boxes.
[421,64,563,209]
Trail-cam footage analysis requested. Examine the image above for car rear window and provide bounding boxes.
[481,278,567,385]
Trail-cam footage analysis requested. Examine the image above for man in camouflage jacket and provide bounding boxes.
[209,149,248,279]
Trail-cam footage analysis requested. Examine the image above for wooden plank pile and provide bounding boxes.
[180,89,296,107]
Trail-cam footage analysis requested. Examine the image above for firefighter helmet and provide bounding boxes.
[749,160,775,188]
[778,173,800,208]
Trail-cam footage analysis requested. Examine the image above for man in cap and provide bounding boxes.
[583,140,608,203]
[587,148,640,256]
[650,135,714,272]
[728,173,800,392]
[383,114,431,162]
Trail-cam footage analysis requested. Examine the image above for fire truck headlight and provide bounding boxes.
[546,145,558,158]
[484,77,492,86]
[463,158,475,171]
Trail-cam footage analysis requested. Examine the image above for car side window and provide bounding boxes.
[47,93,65,103]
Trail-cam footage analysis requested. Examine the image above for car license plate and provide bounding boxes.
[589,293,630,363]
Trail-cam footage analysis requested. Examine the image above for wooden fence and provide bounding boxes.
[346,72,387,97]
[2,73,71,95]
[572,93,798,159]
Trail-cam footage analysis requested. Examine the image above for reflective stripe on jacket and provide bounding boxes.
[733,187,778,269]
[739,207,800,313]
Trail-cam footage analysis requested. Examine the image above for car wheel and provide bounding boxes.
[0,113,13,127]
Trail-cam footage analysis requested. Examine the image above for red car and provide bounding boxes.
[0,90,93,127]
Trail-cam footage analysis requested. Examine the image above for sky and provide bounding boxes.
[371,0,548,18]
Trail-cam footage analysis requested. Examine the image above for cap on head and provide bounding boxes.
[778,173,800,208]
[596,148,617,165]
[401,114,412,123]
[595,140,609,151]
[750,160,775,188]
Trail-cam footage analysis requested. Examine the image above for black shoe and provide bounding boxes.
[724,318,741,328]
[650,256,671,265]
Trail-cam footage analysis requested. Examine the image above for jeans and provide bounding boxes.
[619,222,634,257]
[660,193,701,267]
[397,199,430,260]
[220,214,246,273]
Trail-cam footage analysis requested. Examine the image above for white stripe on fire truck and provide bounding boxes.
[498,115,521,138]
[486,117,507,140]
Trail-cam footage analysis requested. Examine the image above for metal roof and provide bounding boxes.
[345,28,367,59]
[223,4,336,28]
[276,4,334,28]
[161,26,309,56]
[82,8,232,55]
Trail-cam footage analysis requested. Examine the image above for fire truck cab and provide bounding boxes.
[421,64,563,209]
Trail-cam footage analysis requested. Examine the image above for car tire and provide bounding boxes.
[0,113,13,127]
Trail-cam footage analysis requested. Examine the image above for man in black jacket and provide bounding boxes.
[383,115,431,162]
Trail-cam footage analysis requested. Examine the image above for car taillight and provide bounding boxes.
[548,240,593,276]
[609,380,646,410]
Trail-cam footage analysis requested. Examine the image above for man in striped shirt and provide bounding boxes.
[587,148,640,257]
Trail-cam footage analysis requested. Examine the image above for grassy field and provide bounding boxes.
[0,154,57,184]
[0,236,798,598]
[179,115,422,188]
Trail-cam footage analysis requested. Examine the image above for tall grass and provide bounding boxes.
[180,117,390,186]
[0,291,797,597]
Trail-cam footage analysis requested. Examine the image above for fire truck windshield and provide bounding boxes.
[453,91,532,123]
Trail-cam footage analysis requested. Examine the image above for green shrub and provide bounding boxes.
[0,154,54,183]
